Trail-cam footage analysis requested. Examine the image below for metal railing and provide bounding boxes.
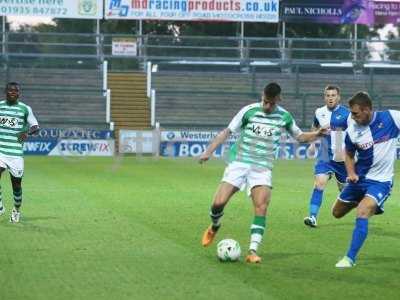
[1,32,400,70]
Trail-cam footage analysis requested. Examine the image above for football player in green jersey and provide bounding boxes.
[200,82,328,263]
[0,82,39,222]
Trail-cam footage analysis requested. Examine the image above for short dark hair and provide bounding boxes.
[5,82,20,89]
[264,82,281,99]
[325,85,340,94]
[348,91,372,109]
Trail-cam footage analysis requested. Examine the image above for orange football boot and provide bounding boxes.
[201,226,218,247]
[245,253,262,264]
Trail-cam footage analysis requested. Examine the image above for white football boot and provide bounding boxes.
[304,215,317,228]
[335,256,355,268]
[10,208,20,223]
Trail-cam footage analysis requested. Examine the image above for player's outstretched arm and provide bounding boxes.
[295,127,329,143]
[199,128,231,164]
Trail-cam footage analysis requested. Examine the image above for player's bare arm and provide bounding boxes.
[17,125,40,143]
[296,126,330,143]
[344,150,358,183]
[307,125,319,156]
[199,128,231,164]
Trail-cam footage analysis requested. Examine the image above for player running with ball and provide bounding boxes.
[199,82,327,263]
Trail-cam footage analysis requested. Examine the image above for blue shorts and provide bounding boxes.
[314,160,347,184]
[338,178,392,214]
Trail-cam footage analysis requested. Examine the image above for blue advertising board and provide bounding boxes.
[160,140,319,159]
[24,128,114,156]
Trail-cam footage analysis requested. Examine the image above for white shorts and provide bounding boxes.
[0,154,24,178]
[222,161,272,193]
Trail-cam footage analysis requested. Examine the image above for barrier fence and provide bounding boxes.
[1,32,400,71]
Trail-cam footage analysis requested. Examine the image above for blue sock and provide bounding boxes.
[309,188,323,217]
[347,218,369,262]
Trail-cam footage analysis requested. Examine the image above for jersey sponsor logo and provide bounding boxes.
[357,141,374,150]
[357,134,391,150]
[0,116,19,128]
[251,124,274,137]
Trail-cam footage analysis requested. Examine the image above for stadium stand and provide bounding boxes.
[1,67,107,129]
[152,69,399,129]
[2,33,400,131]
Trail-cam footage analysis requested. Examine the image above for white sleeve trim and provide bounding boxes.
[27,106,39,128]
[389,110,400,130]
[288,119,303,139]
[228,104,255,133]
[346,113,352,127]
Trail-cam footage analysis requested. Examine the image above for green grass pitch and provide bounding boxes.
[0,157,399,300]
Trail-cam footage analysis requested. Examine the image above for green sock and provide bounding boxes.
[249,215,266,253]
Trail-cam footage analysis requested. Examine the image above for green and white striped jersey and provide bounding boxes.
[228,103,302,169]
[0,100,38,157]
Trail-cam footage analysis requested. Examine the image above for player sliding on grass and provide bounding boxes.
[199,82,328,263]
[333,92,400,268]
[0,82,39,223]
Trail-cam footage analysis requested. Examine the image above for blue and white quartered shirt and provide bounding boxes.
[345,110,400,183]
[313,104,351,162]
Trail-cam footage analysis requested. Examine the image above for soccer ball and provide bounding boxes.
[217,239,241,262]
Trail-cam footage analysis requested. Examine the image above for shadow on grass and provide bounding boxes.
[0,215,61,234]
[318,222,354,228]
[362,255,398,265]
[265,251,320,261]
[22,216,59,222]
[369,227,400,239]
